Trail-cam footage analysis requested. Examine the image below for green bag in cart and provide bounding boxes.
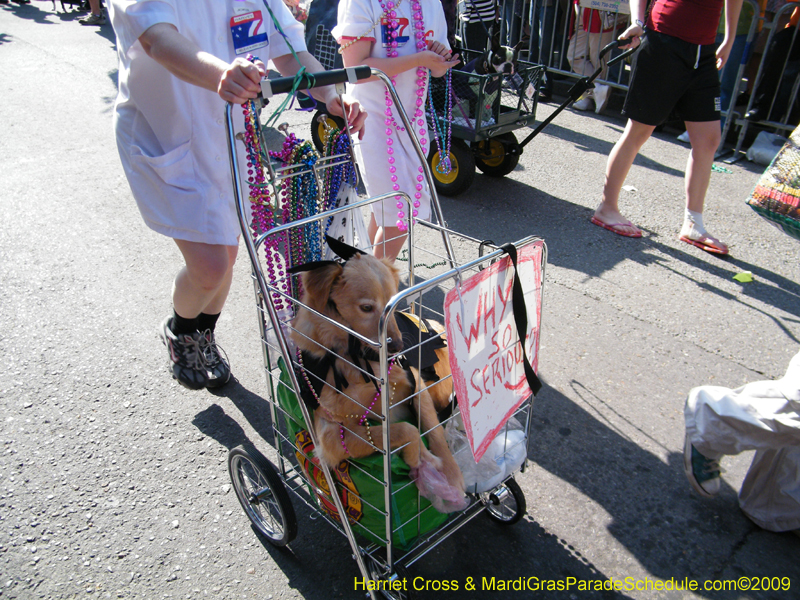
[276,358,449,550]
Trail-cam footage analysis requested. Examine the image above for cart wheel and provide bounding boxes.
[228,445,297,547]
[367,557,416,600]
[484,478,526,525]
[428,138,475,197]
[474,132,520,177]
[310,109,345,153]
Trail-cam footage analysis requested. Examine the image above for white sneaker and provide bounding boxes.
[573,90,594,111]
[677,130,690,143]
[593,84,611,114]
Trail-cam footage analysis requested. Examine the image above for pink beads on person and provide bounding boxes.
[376,0,433,232]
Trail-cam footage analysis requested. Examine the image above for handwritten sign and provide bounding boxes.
[579,0,631,14]
[444,241,544,462]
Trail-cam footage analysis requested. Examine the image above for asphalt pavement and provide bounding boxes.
[1,3,799,600]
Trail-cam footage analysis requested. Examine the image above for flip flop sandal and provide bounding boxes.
[679,233,729,255]
[590,216,643,238]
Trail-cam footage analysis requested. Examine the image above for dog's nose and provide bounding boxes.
[388,335,403,354]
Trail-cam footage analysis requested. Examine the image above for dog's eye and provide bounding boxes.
[360,304,373,313]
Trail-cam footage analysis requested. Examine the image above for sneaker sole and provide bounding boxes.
[171,368,207,390]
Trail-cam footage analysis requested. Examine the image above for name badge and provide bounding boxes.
[230,11,269,55]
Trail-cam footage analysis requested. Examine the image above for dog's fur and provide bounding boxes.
[291,254,464,492]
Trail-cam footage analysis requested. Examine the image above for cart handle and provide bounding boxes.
[603,38,638,68]
[517,39,638,150]
[260,66,372,98]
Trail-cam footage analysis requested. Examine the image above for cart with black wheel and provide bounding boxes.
[425,39,637,196]
[224,65,547,599]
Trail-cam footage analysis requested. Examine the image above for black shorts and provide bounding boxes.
[623,29,721,125]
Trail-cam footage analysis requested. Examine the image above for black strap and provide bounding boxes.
[500,243,542,396]
[295,350,349,412]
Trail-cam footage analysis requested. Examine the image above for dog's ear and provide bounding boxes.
[512,39,525,56]
[325,235,366,262]
[301,262,343,314]
[489,22,502,53]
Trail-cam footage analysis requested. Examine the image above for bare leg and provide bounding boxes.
[679,120,727,253]
[683,120,721,213]
[172,240,239,318]
[593,119,655,236]
[369,213,407,262]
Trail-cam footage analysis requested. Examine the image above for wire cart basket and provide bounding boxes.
[224,66,547,599]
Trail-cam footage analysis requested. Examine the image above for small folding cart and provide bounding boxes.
[224,66,547,599]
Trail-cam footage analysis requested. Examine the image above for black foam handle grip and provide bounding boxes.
[261,66,372,97]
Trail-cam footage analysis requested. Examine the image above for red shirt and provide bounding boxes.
[648,0,725,45]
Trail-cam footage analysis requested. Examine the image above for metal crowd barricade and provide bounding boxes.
[492,0,631,93]
[729,1,800,161]
[718,0,761,157]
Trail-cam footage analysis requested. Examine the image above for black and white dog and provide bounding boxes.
[441,27,530,123]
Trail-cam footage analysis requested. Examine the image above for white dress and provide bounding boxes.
[333,0,449,227]
[685,350,800,531]
[108,0,305,246]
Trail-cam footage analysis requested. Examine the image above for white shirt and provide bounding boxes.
[109,0,306,245]
[333,0,449,226]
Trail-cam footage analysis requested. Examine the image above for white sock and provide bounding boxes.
[683,208,706,235]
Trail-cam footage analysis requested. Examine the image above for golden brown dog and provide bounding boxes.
[290,252,464,493]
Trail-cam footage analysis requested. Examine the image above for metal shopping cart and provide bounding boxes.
[224,66,547,599]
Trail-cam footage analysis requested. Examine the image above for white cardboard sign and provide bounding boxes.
[579,0,631,14]
[444,242,544,463]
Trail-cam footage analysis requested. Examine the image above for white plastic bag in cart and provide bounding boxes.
[323,183,371,257]
[446,414,527,494]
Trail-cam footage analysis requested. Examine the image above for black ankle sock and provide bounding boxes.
[196,312,221,333]
[170,311,199,336]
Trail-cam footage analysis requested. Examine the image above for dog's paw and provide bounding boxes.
[420,448,443,472]
[441,456,465,493]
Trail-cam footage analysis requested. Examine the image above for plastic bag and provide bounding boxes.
[323,183,370,257]
[410,461,470,513]
[747,131,788,166]
[446,415,527,494]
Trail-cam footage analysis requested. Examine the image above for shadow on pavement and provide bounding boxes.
[440,176,800,342]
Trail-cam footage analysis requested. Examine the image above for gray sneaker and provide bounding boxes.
[683,433,721,498]
[79,12,106,25]
[159,317,208,390]
[199,329,231,389]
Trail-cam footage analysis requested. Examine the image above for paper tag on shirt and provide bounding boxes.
[230,11,269,55]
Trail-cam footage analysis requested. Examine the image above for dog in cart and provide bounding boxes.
[289,237,466,505]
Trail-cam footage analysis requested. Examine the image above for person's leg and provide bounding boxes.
[503,0,523,47]
[592,119,654,236]
[537,2,557,98]
[684,351,800,502]
[679,120,727,253]
[371,224,407,262]
[589,29,614,113]
[162,240,238,389]
[748,27,795,119]
[465,20,490,52]
[172,240,237,319]
[568,27,592,76]
[79,0,105,24]
[739,447,800,531]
